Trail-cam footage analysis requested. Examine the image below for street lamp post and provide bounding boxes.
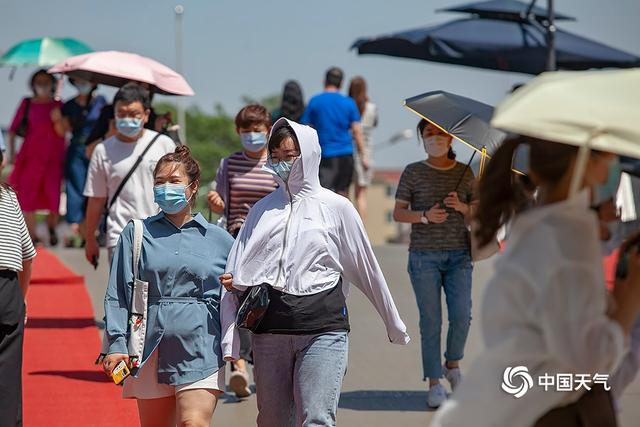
[174,5,186,142]
[546,0,557,71]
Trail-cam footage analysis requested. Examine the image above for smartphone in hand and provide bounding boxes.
[111,360,130,385]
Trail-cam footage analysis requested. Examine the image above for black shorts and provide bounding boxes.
[319,155,354,193]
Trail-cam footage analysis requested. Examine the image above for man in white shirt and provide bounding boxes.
[84,83,176,266]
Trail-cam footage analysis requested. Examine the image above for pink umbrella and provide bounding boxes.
[48,50,194,96]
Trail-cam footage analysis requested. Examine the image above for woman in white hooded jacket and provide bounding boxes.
[220,118,409,427]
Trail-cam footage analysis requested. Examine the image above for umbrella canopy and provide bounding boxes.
[404,90,506,154]
[0,37,92,67]
[48,50,194,96]
[492,68,640,158]
[352,18,640,75]
[439,0,575,22]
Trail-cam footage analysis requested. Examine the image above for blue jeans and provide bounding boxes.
[252,331,348,427]
[64,143,89,224]
[408,249,472,380]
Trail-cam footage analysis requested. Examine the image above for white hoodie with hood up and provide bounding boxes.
[220,118,409,360]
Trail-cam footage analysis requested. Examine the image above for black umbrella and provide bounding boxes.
[438,0,574,22]
[405,90,505,155]
[405,90,530,176]
[352,17,640,75]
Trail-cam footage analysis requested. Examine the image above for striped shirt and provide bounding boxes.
[0,186,37,271]
[214,152,278,234]
[396,161,475,251]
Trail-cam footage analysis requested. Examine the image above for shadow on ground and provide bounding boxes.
[26,317,98,329]
[338,390,433,412]
[30,370,111,383]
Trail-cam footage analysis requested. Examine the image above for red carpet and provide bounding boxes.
[23,249,139,426]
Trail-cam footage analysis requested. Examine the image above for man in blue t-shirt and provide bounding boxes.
[302,67,368,196]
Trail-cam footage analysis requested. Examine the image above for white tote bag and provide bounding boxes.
[96,219,148,371]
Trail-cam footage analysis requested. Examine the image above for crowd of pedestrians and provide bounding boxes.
[2,63,640,427]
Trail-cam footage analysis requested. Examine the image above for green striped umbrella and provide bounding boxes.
[0,37,92,67]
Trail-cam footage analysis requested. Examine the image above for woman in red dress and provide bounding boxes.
[7,69,66,245]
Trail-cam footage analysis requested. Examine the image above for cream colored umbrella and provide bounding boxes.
[491,68,640,194]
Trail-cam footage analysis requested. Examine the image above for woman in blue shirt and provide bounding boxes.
[101,145,234,427]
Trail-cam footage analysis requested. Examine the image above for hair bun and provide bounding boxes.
[174,144,191,157]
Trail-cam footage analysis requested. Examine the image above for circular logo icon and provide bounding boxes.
[502,366,534,399]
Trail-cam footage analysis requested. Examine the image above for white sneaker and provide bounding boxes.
[443,364,462,392]
[427,383,447,408]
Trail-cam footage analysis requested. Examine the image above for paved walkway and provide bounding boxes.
[49,244,640,426]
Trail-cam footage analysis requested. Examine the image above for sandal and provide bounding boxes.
[229,369,251,398]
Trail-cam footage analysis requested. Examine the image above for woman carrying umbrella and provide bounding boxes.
[61,78,107,247]
[7,69,66,245]
[393,119,475,408]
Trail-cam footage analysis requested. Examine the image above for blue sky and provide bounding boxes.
[2,0,639,169]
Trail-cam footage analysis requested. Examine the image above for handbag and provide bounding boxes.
[235,283,271,332]
[533,384,617,427]
[15,98,31,138]
[99,132,163,235]
[96,219,148,372]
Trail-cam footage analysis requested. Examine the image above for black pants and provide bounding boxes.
[319,155,354,193]
[0,270,25,427]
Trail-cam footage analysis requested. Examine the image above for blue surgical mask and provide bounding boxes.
[75,82,93,95]
[154,183,193,214]
[240,132,268,152]
[116,117,144,138]
[268,158,295,182]
[593,157,622,206]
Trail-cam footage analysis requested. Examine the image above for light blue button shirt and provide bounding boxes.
[104,212,234,385]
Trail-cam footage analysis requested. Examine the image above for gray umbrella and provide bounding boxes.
[405,90,530,175]
[404,90,506,154]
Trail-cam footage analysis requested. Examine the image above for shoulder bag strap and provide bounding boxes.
[132,219,143,281]
[106,132,164,212]
[20,98,31,129]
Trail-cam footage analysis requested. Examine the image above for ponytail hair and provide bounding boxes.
[154,145,201,207]
[474,135,577,247]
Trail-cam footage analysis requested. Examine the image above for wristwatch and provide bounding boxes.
[420,210,429,224]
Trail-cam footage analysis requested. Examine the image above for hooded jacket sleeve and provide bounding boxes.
[220,286,241,361]
[337,202,410,345]
[220,208,256,361]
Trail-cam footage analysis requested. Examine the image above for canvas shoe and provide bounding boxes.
[427,383,447,408]
[443,364,462,392]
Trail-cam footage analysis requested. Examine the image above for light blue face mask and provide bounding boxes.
[268,158,295,182]
[75,82,93,95]
[593,157,622,206]
[154,183,193,214]
[240,132,268,152]
[116,117,144,138]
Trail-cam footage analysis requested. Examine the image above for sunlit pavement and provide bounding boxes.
[49,243,640,426]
